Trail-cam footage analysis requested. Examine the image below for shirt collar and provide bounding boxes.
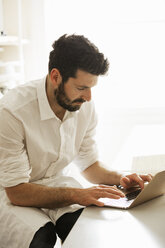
[37,77,56,121]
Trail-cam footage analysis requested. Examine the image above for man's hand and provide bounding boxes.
[74,185,125,207]
[120,173,153,189]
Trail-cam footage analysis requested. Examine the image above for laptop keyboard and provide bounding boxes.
[99,188,142,208]
[126,188,141,201]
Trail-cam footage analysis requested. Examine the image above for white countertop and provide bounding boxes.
[62,195,165,248]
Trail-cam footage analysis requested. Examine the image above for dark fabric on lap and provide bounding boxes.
[29,222,57,248]
[29,208,84,248]
[56,208,83,243]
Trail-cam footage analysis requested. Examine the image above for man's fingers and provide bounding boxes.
[88,187,125,207]
[120,176,131,189]
[79,185,126,207]
[129,174,144,189]
[140,174,153,182]
[120,173,153,189]
[96,185,125,199]
[120,174,144,188]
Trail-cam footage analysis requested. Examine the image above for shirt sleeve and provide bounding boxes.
[74,102,99,172]
[0,108,31,188]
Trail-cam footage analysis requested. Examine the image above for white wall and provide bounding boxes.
[22,0,47,81]
[2,0,47,82]
[96,107,165,167]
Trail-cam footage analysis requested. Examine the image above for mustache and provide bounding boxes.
[72,98,86,103]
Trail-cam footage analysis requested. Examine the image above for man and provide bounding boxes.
[0,34,152,248]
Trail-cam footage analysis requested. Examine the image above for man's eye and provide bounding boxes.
[77,88,85,91]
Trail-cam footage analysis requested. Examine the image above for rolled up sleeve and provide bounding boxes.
[0,109,31,188]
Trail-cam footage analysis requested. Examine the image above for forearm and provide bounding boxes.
[82,161,122,186]
[5,183,80,209]
[5,178,127,208]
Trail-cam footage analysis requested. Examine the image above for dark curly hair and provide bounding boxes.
[48,34,109,82]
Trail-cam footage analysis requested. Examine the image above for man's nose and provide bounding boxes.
[82,88,91,102]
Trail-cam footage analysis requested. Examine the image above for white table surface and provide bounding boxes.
[62,195,165,248]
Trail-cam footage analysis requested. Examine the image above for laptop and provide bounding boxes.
[99,170,165,209]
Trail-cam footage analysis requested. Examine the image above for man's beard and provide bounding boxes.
[54,81,85,112]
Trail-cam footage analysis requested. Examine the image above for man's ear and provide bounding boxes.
[50,68,62,88]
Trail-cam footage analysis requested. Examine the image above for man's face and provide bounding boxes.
[54,70,98,112]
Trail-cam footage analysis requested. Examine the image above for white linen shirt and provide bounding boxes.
[0,77,99,222]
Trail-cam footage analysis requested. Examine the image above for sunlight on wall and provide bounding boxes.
[44,0,165,109]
